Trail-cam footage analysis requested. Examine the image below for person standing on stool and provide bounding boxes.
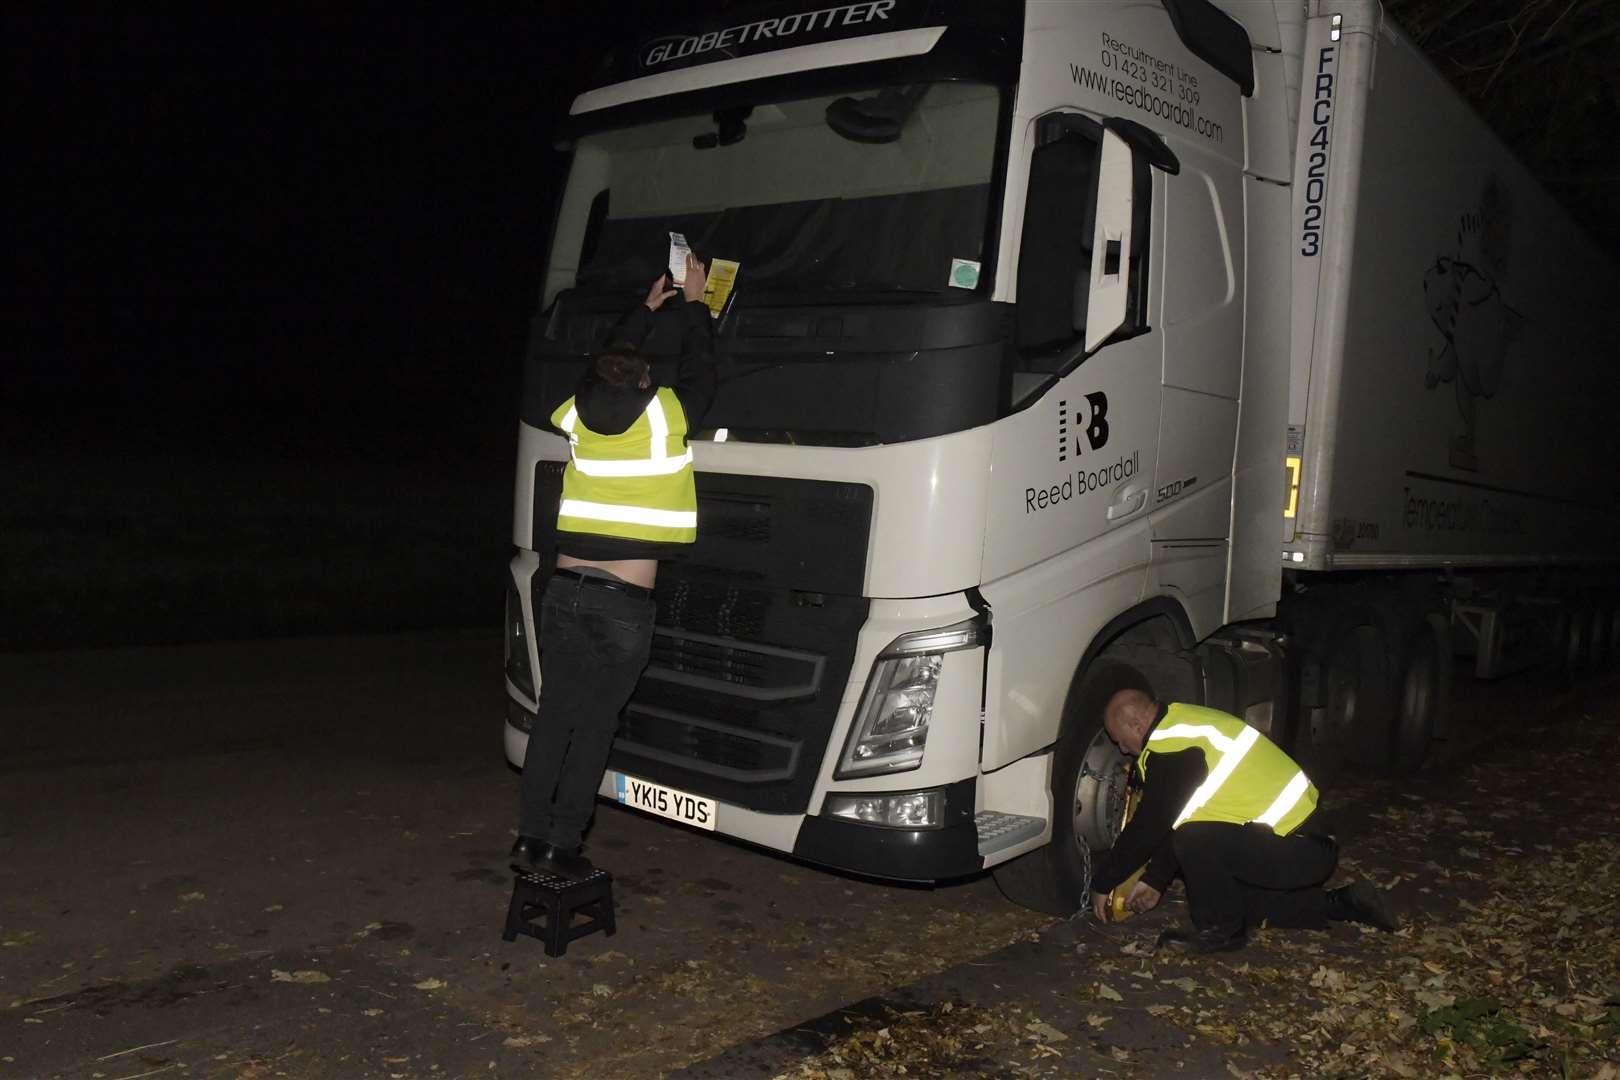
[1089,690,1398,952]
[512,252,716,880]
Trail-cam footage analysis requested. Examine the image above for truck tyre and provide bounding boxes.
[1264,642,1305,753]
[991,658,1146,916]
[1562,605,1589,673]
[1548,609,1571,671]
[1586,606,1609,672]
[1391,614,1449,773]
[1298,611,1394,781]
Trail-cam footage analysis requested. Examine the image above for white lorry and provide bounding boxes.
[504,0,1619,914]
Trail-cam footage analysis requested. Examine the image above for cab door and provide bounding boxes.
[1147,118,1247,639]
[982,112,1166,581]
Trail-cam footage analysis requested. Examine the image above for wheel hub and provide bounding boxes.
[1072,741,1130,851]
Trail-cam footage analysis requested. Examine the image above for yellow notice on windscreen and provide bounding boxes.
[702,258,740,320]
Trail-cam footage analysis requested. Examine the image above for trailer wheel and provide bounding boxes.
[1298,615,1393,781]
[1563,606,1589,673]
[1391,615,1449,773]
[1548,609,1571,671]
[992,659,1144,916]
[1586,606,1609,672]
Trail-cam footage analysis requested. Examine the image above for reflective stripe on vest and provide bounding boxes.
[556,499,696,530]
[551,387,697,544]
[1140,703,1318,835]
[558,397,694,477]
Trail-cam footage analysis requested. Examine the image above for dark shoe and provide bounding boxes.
[536,844,595,881]
[1327,881,1399,931]
[1155,926,1247,954]
[509,835,547,874]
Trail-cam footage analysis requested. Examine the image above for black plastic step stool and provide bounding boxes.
[502,867,615,957]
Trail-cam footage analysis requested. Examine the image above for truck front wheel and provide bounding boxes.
[992,659,1145,916]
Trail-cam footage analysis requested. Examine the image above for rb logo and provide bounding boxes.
[1058,391,1110,463]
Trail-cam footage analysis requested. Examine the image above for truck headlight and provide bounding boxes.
[823,789,944,829]
[505,582,534,700]
[834,614,987,779]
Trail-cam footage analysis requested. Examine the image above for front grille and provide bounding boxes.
[802,488,870,530]
[655,575,769,640]
[608,577,866,812]
[702,494,773,544]
[616,705,799,782]
[647,628,824,701]
[525,471,874,814]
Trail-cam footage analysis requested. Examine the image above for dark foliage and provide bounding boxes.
[1385,0,1620,257]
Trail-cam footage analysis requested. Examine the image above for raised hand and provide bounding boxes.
[644,274,679,312]
[681,252,707,304]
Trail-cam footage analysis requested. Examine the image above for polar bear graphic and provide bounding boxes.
[1422,179,1524,471]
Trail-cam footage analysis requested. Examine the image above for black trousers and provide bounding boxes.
[1171,821,1338,937]
[518,572,655,850]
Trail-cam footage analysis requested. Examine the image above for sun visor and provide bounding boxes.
[572,0,1022,116]
[572,27,946,115]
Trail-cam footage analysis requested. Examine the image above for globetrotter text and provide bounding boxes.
[642,1,896,68]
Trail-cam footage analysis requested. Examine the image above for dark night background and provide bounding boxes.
[4,6,1615,652]
[2,8,712,650]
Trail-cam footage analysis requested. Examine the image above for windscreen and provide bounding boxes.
[541,80,1003,308]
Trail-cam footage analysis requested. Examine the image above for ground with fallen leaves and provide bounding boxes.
[0,634,1050,1080]
[4,640,1617,1079]
[749,676,1620,1079]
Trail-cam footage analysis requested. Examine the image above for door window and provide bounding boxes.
[1013,113,1167,387]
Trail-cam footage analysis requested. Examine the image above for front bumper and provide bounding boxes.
[793,778,981,882]
[507,712,984,882]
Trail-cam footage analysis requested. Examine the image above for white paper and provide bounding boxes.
[668,231,691,286]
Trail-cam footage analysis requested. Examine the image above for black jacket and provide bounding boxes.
[1089,706,1323,895]
[554,299,718,562]
[1089,705,1203,895]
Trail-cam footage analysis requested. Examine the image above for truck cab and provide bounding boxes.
[507,0,1573,915]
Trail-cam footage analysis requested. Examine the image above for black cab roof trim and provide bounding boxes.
[1161,0,1255,96]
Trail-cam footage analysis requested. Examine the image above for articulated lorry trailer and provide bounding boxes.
[504,0,1619,914]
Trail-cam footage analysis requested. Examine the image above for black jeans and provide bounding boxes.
[1172,821,1338,937]
[518,572,655,850]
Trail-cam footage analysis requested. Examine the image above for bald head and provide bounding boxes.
[1104,688,1158,755]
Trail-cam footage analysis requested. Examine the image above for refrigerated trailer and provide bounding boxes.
[504,0,1620,914]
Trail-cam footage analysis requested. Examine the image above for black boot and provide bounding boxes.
[510,837,595,880]
[1326,881,1399,931]
[509,835,546,874]
[536,844,595,881]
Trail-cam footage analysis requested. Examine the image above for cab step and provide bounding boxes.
[975,811,1044,857]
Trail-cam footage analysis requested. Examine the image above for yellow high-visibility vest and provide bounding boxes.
[551,387,697,544]
[1139,703,1318,835]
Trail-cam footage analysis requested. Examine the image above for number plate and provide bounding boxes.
[611,773,716,831]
